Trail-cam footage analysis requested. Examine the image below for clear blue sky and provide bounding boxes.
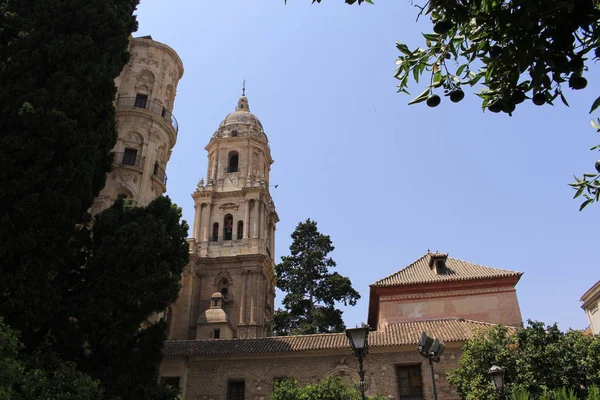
[135,0,599,331]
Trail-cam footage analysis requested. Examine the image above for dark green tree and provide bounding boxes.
[0,0,139,349]
[1,317,104,400]
[305,0,600,210]
[69,197,188,400]
[447,321,600,400]
[274,219,360,336]
[0,1,189,399]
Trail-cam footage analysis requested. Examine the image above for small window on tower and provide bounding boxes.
[212,328,221,339]
[228,151,239,173]
[162,377,180,391]
[122,148,138,165]
[134,93,148,108]
[220,278,229,299]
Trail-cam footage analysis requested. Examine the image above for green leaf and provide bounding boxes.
[456,64,468,77]
[579,198,594,211]
[574,186,584,199]
[589,96,600,114]
[408,88,431,105]
[422,33,441,41]
[591,119,600,130]
[396,42,412,56]
[559,92,570,107]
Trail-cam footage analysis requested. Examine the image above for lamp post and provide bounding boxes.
[488,365,506,399]
[417,332,445,400]
[346,327,370,400]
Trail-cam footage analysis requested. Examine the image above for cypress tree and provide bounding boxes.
[0,0,139,348]
[274,219,360,335]
[0,1,190,398]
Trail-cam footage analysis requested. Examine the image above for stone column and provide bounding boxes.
[272,225,276,260]
[192,203,199,240]
[202,203,212,241]
[249,271,256,325]
[259,151,265,179]
[246,141,251,178]
[243,199,250,239]
[252,199,259,238]
[239,270,247,324]
[257,200,262,239]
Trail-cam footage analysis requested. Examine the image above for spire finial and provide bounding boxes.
[242,79,246,96]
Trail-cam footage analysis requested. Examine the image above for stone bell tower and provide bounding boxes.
[92,35,184,214]
[168,89,279,340]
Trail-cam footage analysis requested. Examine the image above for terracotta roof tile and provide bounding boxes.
[163,318,496,356]
[371,252,522,287]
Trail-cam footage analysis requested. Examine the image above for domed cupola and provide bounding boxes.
[212,92,268,141]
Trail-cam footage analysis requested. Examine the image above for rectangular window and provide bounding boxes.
[134,93,148,108]
[396,364,423,400]
[213,329,220,339]
[228,380,245,400]
[162,376,180,390]
[122,148,137,166]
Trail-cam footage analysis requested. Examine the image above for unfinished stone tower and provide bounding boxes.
[92,35,184,214]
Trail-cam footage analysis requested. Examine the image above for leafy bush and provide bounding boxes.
[271,375,387,400]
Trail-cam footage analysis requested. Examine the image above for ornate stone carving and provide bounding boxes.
[149,129,161,143]
[213,271,233,286]
[117,171,133,182]
[218,202,239,211]
[135,70,155,93]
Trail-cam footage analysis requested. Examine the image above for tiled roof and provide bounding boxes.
[163,318,495,356]
[371,252,522,287]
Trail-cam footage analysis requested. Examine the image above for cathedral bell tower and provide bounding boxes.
[92,36,184,214]
[169,90,279,340]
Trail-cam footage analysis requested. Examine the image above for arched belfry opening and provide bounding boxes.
[223,214,233,240]
[212,222,219,241]
[228,151,239,173]
[237,220,244,240]
[220,279,229,300]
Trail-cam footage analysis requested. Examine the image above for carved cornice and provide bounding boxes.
[116,109,176,146]
[218,202,239,211]
[380,285,516,302]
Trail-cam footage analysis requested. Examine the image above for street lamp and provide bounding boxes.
[417,332,445,400]
[488,365,506,394]
[346,327,370,400]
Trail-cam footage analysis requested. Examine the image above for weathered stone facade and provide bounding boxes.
[92,35,184,214]
[168,94,279,341]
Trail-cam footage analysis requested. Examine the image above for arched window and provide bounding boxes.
[223,214,233,240]
[237,220,243,240]
[212,222,219,241]
[220,278,229,299]
[228,151,239,173]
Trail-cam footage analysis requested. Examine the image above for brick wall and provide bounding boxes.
[160,344,463,400]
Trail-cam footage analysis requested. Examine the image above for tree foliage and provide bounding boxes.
[271,376,386,400]
[68,197,189,399]
[0,0,139,348]
[447,321,600,400]
[274,219,360,336]
[1,318,104,400]
[0,1,189,399]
